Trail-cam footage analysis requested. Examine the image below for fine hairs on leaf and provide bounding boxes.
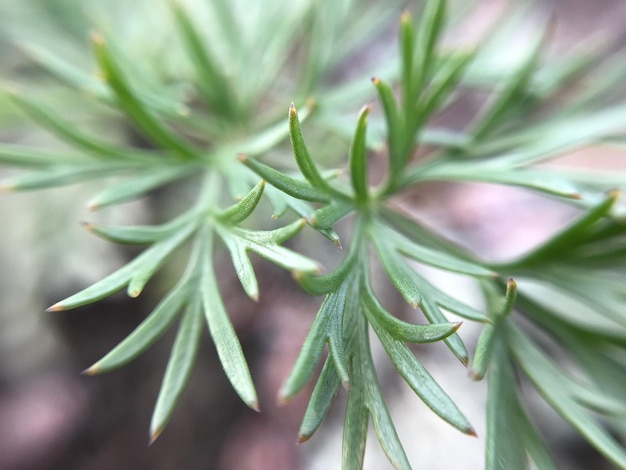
[2,0,626,468]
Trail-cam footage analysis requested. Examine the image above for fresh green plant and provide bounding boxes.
[2,0,626,468]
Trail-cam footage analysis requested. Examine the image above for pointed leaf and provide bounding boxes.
[349,105,372,201]
[365,364,411,470]
[343,359,368,470]
[509,327,626,468]
[363,285,459,343]
[88,165,196,210]
[239,154,329,202]
[486,344,531,470]
[310,201,354,230]
[298,357,341,443]
[9,91,154,161]
[279,289,345,401]
[127,223,197,298]
[172,2,237,116]
[371,235,421,307]
[216,180,265,225]
[420,298,469,365]
[150,297,203,443]
[219,235,259,301]
[371,320,475,435]
[289,103,337,194]
[84,281,193,374]
[92,33,197,159]
[200,228,258,410]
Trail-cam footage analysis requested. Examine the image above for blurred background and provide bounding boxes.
[0,0,625,469]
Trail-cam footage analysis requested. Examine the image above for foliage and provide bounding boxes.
[2,0,626,468]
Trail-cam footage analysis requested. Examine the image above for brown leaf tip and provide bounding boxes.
[469,369,484,381]
[289,102,297,115]
[237,153,249,163]
[90,31,105,46]
[297,434,311,444]
[371,77,380,85]
[80,221,95,232]
[149,428,163,446]
[81,365,99,376]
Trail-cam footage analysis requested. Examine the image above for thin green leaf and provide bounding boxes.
[216,180,265,225]
[409,164,584,200]
[82,210,198,245]
[471,20,550,141]
[239,235,320,274]
[172,2,237,117]
[470,324,497,381]
[506,191,618,266]
[279,289,345,402]
[0,144,85,167]
[375,222,494,277]
[127,222,197,298]
[200,227,258,410]
[365,364,411,470]
[486,344,531,470]
[289,103,338,195]
[420,298,469,365]
[415,0,447,91]
[419,50,475,120]
[48,224,193,311]
[0,162,138,191]
[509,327,626,468]
[372,77,403,180]
[363,284,460,343]
[239,154,330,202]
[400,11,416,110]
[371,234,421,307]
[371,319,475,435]
[310,201,354,230]
[343,358,368,470]
[294,239,360,295]
[9,91,154,161]
[92,33,197,159]
[150,297,203,443]
[349,105,372,202]
[298,357,341,443]
[219,235,259,301]
[84,281,193,374]
[88,165,196,210]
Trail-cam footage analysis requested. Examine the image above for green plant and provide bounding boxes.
[2,0,626,468]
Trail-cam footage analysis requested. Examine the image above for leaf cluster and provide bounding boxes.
[2,0,626,468]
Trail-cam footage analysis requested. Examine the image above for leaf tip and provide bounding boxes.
[82,365,100,376]
[469,369,484,381]
[237,153,249,163]
[400,10,412,24]
[46,302,64,312]
[250,400,261,412]
[297,434,311,444]
[80,221,94,232]
[289,102,297,116]
[371,76,380,86]
[466,427,478,438]
[90,30,105,47]
[128,288,141,298]
[453,321,463,332]
[149,427,163,446]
